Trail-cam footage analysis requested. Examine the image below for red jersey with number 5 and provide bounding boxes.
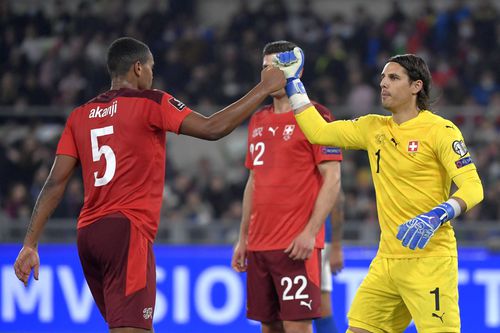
[244,102,342,251]
[56,88,192,242]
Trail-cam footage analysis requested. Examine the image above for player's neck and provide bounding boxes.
[272,96,292,114]
[110,77,139,91]
[391,107,420,124]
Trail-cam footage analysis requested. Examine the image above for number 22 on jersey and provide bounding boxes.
[250,142,265,166]
[90,126,116,187]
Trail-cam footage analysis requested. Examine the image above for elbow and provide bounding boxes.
[204,121,232,141]
[476,183,484,206]
[472,178,484,208]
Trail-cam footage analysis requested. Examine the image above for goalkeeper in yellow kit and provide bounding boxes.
[274,49,483,333]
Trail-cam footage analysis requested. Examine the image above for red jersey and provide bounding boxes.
[56,88,192,242]
[245,102,342,251]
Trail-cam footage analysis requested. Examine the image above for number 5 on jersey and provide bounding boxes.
[250,142,265,166]
[91,126,116,187]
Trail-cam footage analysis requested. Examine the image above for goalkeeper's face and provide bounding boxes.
[263,54,286,98]
[380,62,420,113]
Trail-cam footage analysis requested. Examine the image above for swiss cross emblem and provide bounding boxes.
[408,140,419,152]
[283,125,295,141]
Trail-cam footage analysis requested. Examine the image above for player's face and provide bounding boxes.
[138,52,154,90]
[379,62,419,113]
[263,54,286,98]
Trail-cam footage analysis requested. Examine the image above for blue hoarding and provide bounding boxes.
[1,245,499,332]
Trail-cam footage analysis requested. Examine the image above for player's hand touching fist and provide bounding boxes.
[273,47,304,81]
[260,66,286,95]
[273,47,311,110]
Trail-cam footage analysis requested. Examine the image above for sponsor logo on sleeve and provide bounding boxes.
[168,97,186,111]
[455,156,472,169]
[452,140,468,157]
[321,147,341,155]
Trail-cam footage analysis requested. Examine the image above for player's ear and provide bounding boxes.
[412,79,423,95]
[133,61,142,77]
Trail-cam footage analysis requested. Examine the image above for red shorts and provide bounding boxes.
[246,249,322,322]
[76,212,156,330]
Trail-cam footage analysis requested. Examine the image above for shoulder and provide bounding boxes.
[121,89,166,105]
[84,88,168,106]
[421,110,460,132]
[355,113,389,124]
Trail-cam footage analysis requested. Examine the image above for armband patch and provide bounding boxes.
[455,156,472,168]
[168,97,186,111]
[321,147,341,155]
[452,140,468,157]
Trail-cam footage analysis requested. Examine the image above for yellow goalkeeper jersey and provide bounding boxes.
[297,109,477,258]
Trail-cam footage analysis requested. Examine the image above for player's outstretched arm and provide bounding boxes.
[14,155,77,286]
[274,48,349,147]
[179,66,285,140]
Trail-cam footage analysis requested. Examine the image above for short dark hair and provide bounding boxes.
[106,37,151,78]
[263,40,297,55]
[388,54,432,110]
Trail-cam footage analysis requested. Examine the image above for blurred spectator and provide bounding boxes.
[3,183,32,219]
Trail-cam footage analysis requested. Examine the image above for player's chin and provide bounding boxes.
[381,100,392,111]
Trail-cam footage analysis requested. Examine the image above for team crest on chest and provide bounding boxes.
[375,133,386,145]
[282,124,295,140]
[407,140,419,153]
[252,127,263,138]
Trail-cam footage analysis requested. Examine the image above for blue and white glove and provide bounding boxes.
[273,47,311,109]
[397,201,460,250]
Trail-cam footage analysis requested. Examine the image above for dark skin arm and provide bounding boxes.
[180,66,285,140]
[14,155,77,286]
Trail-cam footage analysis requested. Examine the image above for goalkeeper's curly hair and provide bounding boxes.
[263,40,298,55]
[388,54,432,111]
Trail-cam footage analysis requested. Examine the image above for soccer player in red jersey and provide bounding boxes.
[231,41,343,333]
[13,37,285,333]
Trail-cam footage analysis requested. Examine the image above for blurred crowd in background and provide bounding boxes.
[1,0,499,240]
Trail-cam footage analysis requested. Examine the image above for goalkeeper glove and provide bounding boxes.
[396,201,460,250]
[273,47,311,109]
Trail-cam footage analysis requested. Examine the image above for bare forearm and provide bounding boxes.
[210,84,270,139]
[24,179,67,248]
[238,173,253,242]
[305,180,340,237]
[331,190,345,245]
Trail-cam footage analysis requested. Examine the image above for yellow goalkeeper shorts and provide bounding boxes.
[347,255,460,333]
